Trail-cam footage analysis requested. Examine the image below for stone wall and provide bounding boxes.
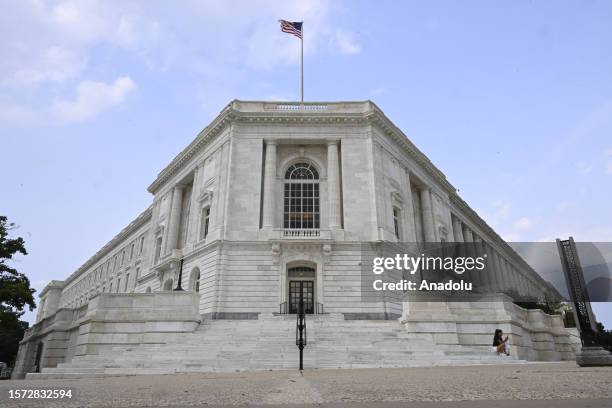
[401,293,579,361]
[12,292,200,379]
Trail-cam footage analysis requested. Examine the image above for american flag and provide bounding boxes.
[280,20,302,39]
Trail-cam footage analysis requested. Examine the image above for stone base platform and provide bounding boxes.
[27,313,524,379]
[576,346,612,367]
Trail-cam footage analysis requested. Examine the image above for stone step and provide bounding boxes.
[31,316,529,379]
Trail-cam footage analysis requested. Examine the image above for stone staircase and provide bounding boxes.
[27,314,523,379]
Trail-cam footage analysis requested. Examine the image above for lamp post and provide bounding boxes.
[174,258,185,291]
[296,289,307,370]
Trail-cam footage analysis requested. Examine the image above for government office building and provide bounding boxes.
[13,101,579,379]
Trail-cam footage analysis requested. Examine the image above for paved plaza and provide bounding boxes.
[1,362,611,407]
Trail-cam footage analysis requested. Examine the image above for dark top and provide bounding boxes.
[493,335,507,347]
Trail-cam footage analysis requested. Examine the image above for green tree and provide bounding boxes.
[0,216,35,365]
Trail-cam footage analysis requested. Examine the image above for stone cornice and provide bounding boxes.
[146,100,456,197]
[147,102,236,194]
[62,206,153,288]
[365,107,456,195]
[39,280,65,297]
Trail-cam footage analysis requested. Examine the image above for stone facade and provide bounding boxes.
[13,101,576,378]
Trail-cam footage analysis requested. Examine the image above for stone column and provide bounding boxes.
[492,250,504,293]
[401,169,417,242]
[452,216,464,242]
[327,140,342,229]
[516,270,524,299]
[515,268,524,299]
[479,240,492,292]
[462,225,473,244]
[187,165,202,245]
[262,141,277,228]
[499,256,511,294]
[214,142,231,236]
[528,276,537,300]
[473,235,486,290]
[462,227,477,287]
[525,274,532,299]
[510,267,520,298]
[420,187,436,242]
[504,260,517,298]
[166,185,184,253]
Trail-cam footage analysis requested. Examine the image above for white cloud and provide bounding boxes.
[329,29,361,55]
[537,227,612,242]
[493,200,511,219]
[0,103,36,124]
[0,0,361,125]
[514,217,534,230]
[52,76,136,122]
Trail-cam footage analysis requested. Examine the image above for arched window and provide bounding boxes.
[284,163,320,229]
[145,287,152,293]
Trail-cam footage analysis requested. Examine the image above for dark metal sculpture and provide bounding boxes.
[173,258,185,291]
[556,238,597,346]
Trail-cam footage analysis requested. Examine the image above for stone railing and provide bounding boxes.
[231,100,372,114]
[282,228,320,238]
[273,104,329,111]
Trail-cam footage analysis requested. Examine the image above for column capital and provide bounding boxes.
[265,139,278,146]
[326,139,340,146]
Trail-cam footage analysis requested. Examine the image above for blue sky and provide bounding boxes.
[1,0,611,326]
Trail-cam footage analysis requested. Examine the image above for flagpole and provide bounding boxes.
[301,21,304,104]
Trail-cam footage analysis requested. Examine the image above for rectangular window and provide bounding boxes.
[139,236,144,255]
[130,243,134,260]
[124,274,129,291]
[393,208,401,240]
[117,279,121,292]
[121,250,125,266]
[283,181,319,229]
[154,237,162,264]
[200,207,210,240]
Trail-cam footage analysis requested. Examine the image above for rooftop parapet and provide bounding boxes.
[231,100,374,114]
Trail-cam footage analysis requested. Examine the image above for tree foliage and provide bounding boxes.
[0,216,35,365]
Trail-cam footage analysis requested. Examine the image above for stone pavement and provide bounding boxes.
[1,362,611,408]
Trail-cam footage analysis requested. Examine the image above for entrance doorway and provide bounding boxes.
[289,280,314,314]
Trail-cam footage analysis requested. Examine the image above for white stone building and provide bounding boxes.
[13,101,579,379]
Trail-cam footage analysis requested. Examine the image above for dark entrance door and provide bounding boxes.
[289,280,314,314]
